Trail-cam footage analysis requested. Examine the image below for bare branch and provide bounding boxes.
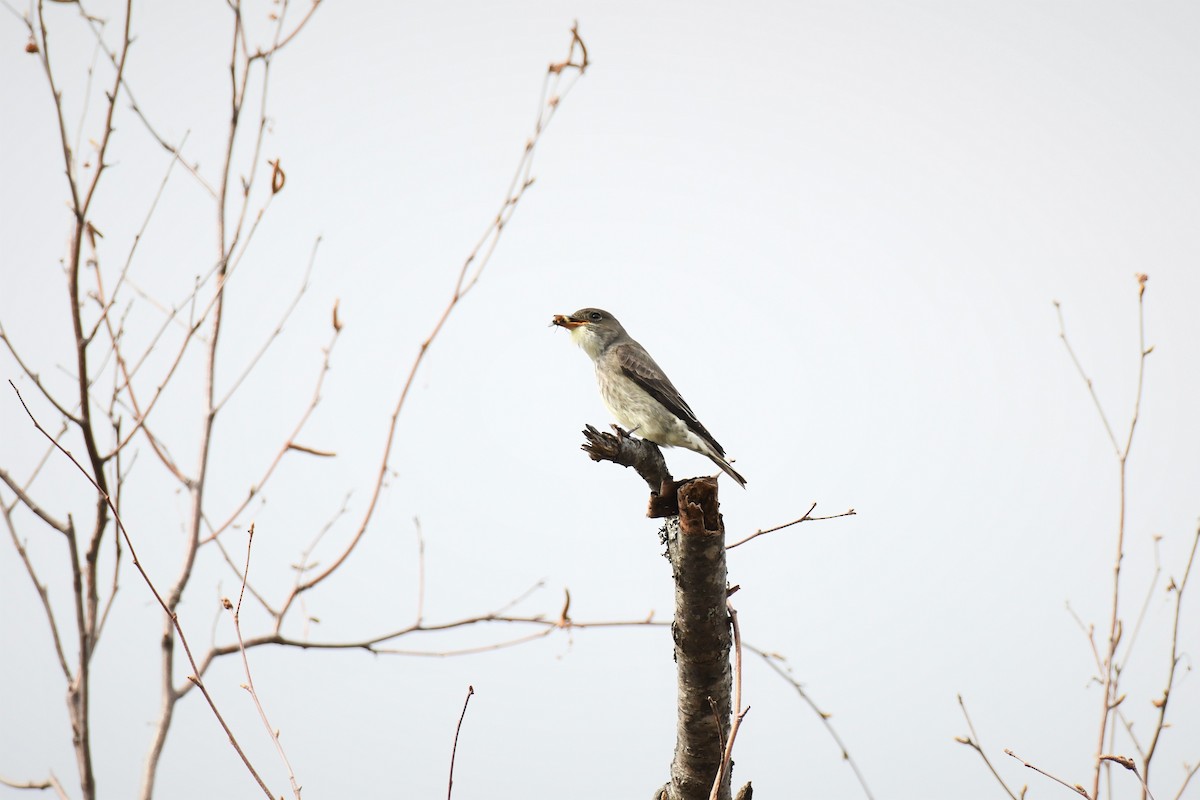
[580,423,673,495]
[201,326,340,544]
[227,524,302,799]
[258,0,322,57]
[727,503,857,550]
[77,0,133,217]
[275,492,352,634]
[1117,534,1163,673]
[34,0,84,211]
[0,467,70,534]
[446,685,475,800]
[1065,600,1103,673]
[0,772,69,800]
[1121,274,1151,462]
[0,324,81,425]
[201,609,667,663]
[0,495,72,680]
[1100,754,1156,800]
[1053,300,1120,457]
[93,433,126,646]
[955,694,1021,800]
[1172,761,1200,800]
[749,645,875,800]
[1142,523,1200,791]
[1005,749,1090,798]
[7,419,71,504]
[85,130,191,346]
[1058,276,1154,800]
[73,0,219,197]
[216,237,321,411]
[0,0,28,24]
[710,602,748,800]
[8,382,276,799]
[275,25,590,613]
[93,266,206,483]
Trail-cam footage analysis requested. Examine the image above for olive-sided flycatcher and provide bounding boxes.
[552,308,747,488]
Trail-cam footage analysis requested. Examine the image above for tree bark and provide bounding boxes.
[667,478,732,800]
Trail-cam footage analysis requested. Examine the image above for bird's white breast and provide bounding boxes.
[593,361,712,456]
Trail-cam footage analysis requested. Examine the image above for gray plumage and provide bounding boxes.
[553,307,747,488]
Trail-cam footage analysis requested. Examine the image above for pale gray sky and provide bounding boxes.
[2,2,1199,798]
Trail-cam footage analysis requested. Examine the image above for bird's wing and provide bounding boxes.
[614,341,727,457]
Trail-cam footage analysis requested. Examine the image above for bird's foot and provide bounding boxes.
[611,424,641,440]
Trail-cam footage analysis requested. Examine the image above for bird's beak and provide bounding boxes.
[551,314,587,330]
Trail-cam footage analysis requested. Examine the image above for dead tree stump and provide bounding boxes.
[580,427,741,800]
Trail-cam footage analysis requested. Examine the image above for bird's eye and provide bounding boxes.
[588,311,602,321]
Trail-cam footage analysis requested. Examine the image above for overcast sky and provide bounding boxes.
[3,2,1199,798]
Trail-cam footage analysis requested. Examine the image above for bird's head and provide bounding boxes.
[551,308,627,359]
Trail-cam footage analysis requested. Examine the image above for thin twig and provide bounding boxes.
[0,495,72,679]
[84,130,190,346]
[1005,749,1089,798]
[1142,523,1200,796]
[447,686,475,800]
[228,524,302,799]
[199,611,668,664]
[275,492,352,638]
[1118,535,1163,673]
[71,31,102,172]
[73,0,220,197]
[1065,600,1103,672]
[747,645,875,800]
[0,772,69,800]
[0,322,82,425]
[1117,709,1147,764]
[3,420,68,502]
[1172,761,1200,800]
[491,579,547,617]
[94,428,125,645]
[212,525,276,616]
[0,0,26,23]
[1121,275,1151,463]
[727,503,856,549]
[1058,276,1153,800]
[955,694,1021,800]
[710,602,748,800]
[201,324,340,545]
[708,697,727,756]
[0,467,71,533]
[1053,300,1120,457]
[93,251,206,484]
[1100,754,1157,800]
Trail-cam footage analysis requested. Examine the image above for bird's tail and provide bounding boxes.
[710,454,747,489]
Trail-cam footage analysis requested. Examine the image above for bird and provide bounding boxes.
[552,307,747,488]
